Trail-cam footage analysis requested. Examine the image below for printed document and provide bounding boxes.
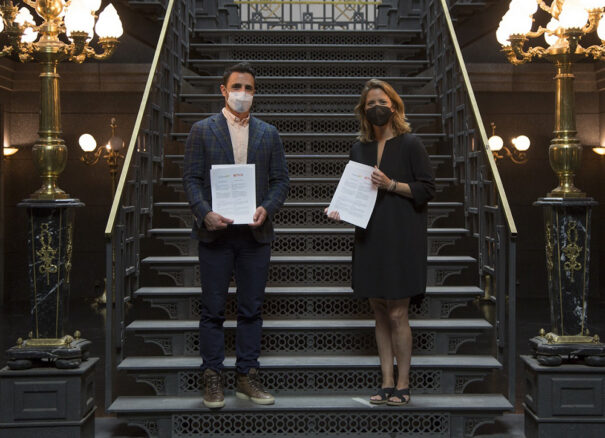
[327,160,378,229]
[211,164,256,224]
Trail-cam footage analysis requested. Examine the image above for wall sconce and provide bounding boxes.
[487,122,531,164]
[3,146,18,156]
[592,146,605,156]
[79,117,124,195]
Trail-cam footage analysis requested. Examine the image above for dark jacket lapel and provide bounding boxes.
[210,112,235,164]
[247,117,266,164]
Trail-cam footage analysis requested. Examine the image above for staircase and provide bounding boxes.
[107,2,514,436]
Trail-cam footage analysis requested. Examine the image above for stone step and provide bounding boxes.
[182,75,434,95]
[135,285,482,320]
[108,394,512,437]
[154,201,463,229]
[187,59,428,77]
[165,153,451,176]
[161,176,456,197]
[148,226,468,257]
[127,318,491,356]
[119,354,501,396]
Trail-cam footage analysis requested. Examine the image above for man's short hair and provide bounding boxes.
[222,62,256,86]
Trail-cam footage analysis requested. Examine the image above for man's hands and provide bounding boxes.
[324,207,341,221]
[249,206,267,228]
[203,206,267,230]
[204,211,234,231]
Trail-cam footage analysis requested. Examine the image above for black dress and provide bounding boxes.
[350,133,435,300]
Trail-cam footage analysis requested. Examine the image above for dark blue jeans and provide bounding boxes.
[198,226,271,374]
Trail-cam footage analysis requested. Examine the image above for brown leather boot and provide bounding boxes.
[236,368,275,405]
[202,369,225,408]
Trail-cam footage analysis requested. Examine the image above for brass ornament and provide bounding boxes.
[36,222,58,285]
[562,221,582,282]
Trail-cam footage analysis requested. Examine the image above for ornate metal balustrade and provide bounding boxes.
[103,0,194,408]
[423,0,518,403]
[235,0,382,29]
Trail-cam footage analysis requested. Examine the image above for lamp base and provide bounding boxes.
[5,337,91,370]
[530,335,605,367]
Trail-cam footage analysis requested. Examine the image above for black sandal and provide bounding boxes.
[369,387,394,405]
[387,388,410,406]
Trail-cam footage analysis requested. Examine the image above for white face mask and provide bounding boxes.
[227,91,253,113]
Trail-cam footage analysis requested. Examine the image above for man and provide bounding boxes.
[183,62,289,409]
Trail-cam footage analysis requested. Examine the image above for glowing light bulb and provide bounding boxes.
[488,135,504,151]
[78,133,97,152]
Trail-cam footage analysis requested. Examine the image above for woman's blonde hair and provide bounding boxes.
[354,79,411,142]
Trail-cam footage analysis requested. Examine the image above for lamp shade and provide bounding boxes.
[78,133,97,152]
[3,147,18,156]
[582,0,605,10]
[64,3,94,39]
[598,13,605,39]
[488,135,504,151]
[559,0,589,29]
[545,19,561,46]
[15,7,38,43]
[512,135,531,151]
[108,135,123,151]
[0,16,4,34]
[95,4,123,38]
[84,0,102,12]
[509,0,538,16]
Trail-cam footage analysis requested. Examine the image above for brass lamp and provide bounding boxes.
[497,0,605,365]
[1,0,123,369]
[79,117,125,196]
[488,122,531,164]
[0,0,123,199]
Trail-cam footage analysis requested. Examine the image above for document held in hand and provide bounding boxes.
[327,160,378,229]
[210,164,256,224]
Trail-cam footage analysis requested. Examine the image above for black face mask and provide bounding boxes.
[366,105,393,126]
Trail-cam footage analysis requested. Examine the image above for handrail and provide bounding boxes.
[105,0,176,237]
[439,0,517,236]
[424,0,518,405]
[103,0,194,409]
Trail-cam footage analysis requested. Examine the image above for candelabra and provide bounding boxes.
[487,122,531,164]
[79,117,124,196]
[497,0,604,365]
[1,0,123,369]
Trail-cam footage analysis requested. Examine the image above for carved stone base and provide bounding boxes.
[523,355,605,438]
[529,335,605,367]
[0,357,97,438]
[5,337,91,370]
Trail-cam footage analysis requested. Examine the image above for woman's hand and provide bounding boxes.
[371,166,392,190]
[324,207,341,221]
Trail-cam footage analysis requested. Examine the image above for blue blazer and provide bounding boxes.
[183,112,290,243]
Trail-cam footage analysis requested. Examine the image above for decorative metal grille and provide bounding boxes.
[235,0,381,30]
[175,368,441,394]
[253,100,358,114]
[231,32,386,45]
[282,139,353,155]
[288,181,338,201]
[181,329,438,355]
[189,295,432,319]
[287,159,347,178]
[266,118,360,133]
[173,412,449,436]
[256,81,365,95]
[274,206,350,227]
[232,48,386,61]
[251,64,390,77]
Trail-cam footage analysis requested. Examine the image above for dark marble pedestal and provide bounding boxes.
[0,357,97,438]
[532,198,604,364]
[5,199,88,369]
[522,355,605,437]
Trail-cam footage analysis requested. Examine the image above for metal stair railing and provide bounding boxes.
[423,0,518,404]
[234,0,382,29]
[103,0,194,409]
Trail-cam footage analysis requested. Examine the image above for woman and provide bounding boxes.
[327,79,435,405]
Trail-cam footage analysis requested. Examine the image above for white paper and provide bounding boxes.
[211,164,256,224]
[327,160,378,229]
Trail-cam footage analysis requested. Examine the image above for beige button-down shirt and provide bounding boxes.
[222,107,249,164]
